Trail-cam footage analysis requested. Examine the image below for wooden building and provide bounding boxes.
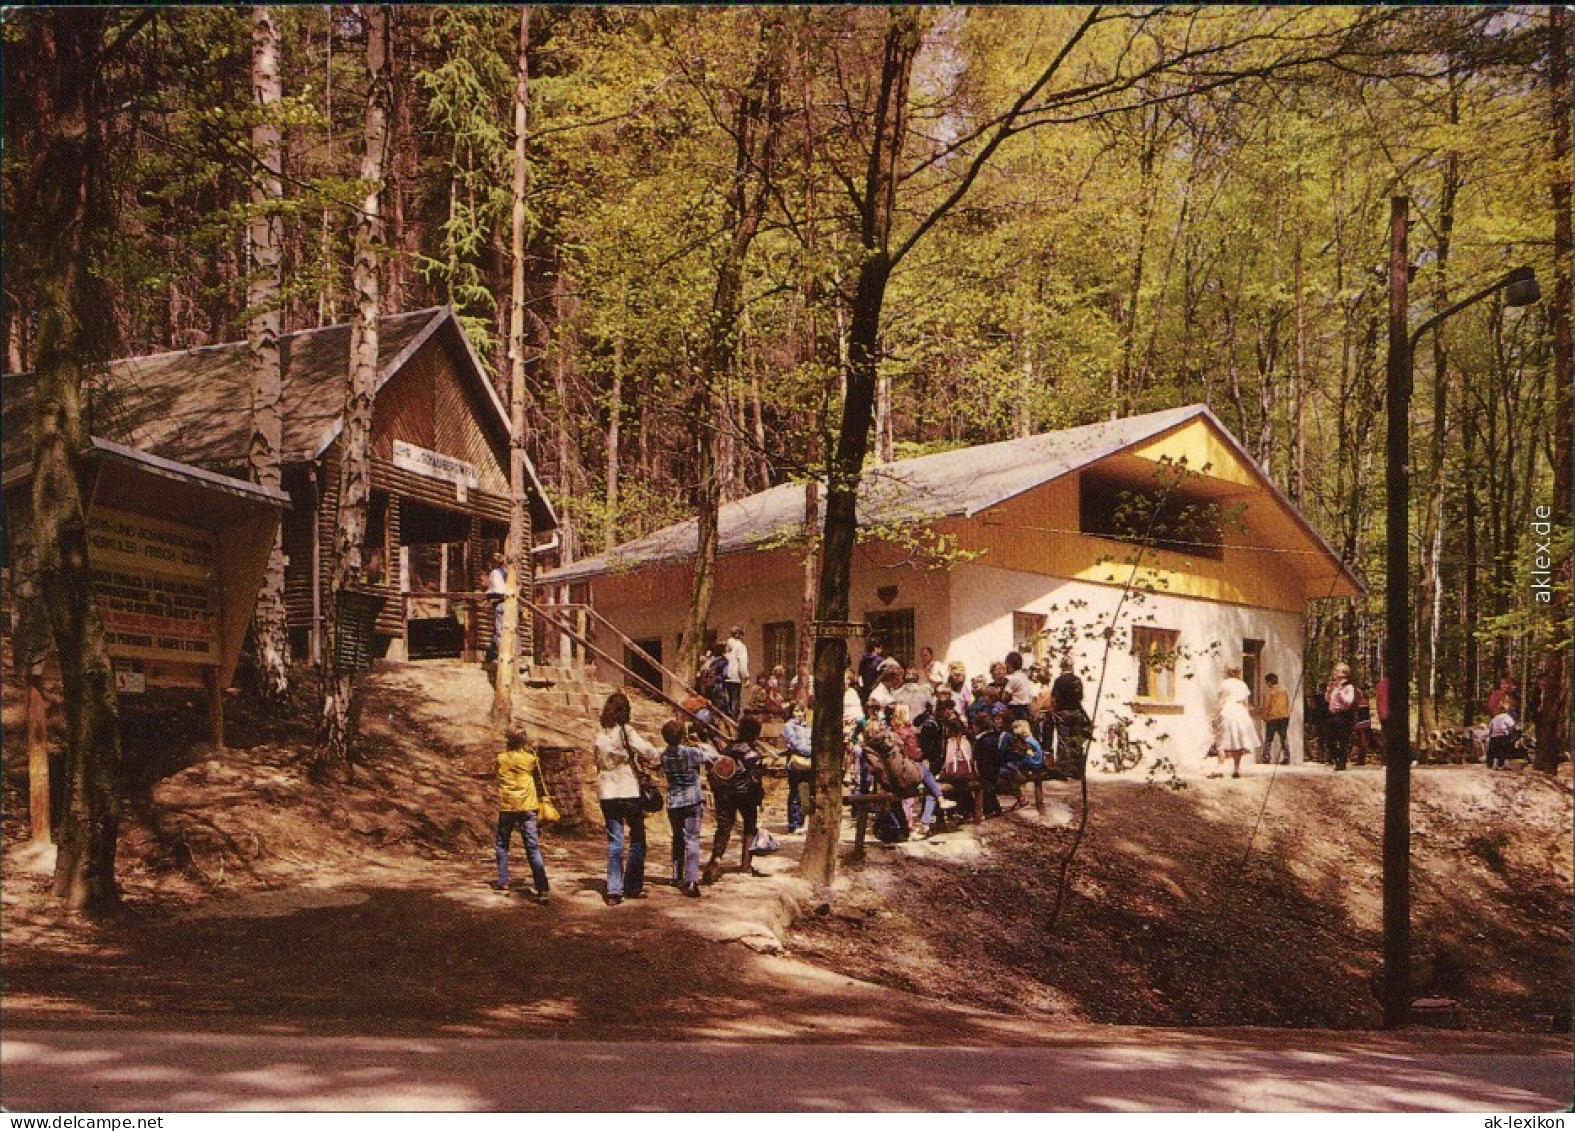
[1,438,287,840]
[3,307,556,665]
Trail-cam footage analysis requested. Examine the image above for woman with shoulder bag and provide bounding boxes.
[592,692,662,905]
[703,716,766,885]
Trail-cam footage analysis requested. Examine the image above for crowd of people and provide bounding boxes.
[1299,664,1530,771]
[492,634,1101,896]
[494,637,1541,898]
[820,636,1091,842]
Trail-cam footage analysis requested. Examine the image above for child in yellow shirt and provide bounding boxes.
[494,727,551,899]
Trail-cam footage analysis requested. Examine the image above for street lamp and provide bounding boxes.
[1383,196,1541,1030]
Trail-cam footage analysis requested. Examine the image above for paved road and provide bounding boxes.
[2,1028,1569,1112]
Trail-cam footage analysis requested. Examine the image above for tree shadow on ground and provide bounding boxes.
[1,1025,1568,1112]
[789,772,1571,1034]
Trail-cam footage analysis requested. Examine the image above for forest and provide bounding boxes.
[2,7,1570,901]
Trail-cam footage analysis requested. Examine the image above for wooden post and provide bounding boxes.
[26,667,50,843]
[851,800,869,863]
[1033,775,1045,814]
[207,666,225,750]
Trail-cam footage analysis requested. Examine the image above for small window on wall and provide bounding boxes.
[1013,611,1048,666]
[1133,626,1180,702]
[763,621,796,676]
[865,608,915,668]
[1080,471,1224,560]
[1242,638,1265,704]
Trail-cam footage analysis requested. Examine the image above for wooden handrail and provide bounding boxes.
[523,597,739,742]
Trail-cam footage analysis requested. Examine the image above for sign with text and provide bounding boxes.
[88,506,217,665]
[392,440,478,500]
[810,620,869,639]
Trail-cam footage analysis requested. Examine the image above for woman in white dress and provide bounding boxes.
[1212,665,1260,779]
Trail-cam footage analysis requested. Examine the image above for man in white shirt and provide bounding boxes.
[920,646,947,691]
[485,553,508,663]
[1003,650,1037,723]
[724,625,749,719]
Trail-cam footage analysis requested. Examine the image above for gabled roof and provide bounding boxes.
[2,307,557,531]
[540,404,1358,595]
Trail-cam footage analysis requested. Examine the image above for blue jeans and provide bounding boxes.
[786,763,812,831]
[918,764,945,825]
[601,798,647,897]
[668,802,703,886]
[487,598,505,662]
[495,811,549,892]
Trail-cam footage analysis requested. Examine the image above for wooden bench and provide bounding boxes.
[1013,768,1076,813]
[843,780,984,861]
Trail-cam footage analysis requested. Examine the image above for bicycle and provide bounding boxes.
[1100,718,1147,773]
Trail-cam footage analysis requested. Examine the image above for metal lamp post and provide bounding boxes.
[1382,196,1541,1030]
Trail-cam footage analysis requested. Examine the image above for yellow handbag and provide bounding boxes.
[534,766,561,824]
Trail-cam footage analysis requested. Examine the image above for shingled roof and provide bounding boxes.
[540,404,1356,592]
[2,307,556,530]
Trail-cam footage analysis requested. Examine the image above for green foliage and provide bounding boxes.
[2,7,1563,735]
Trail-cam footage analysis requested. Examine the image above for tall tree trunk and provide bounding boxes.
[248,5,290,705]
[320,4,391,776]
[675,20,785,691]
[551,265,578,565]
[1113,110,1159,419]
[1463,390,1480,722]
[1533,3,1571,773]
[803,12,917,888]
[797,480,819,707]
[874,368,893,462]
[1292,217,1306,505]
[605,323,622,552]
[20,8,124,915]
[494,7,531,722]
[1417,71,1461,735]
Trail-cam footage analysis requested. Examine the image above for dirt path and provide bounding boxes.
[3,661,1569,1045]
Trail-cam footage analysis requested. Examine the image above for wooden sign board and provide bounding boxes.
[392,439,477,503]
[88,506,218,669]
[811,620,868,639]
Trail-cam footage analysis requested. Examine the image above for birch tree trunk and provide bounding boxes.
[320,4,391,777]
[1417,69,1461,735]
[494,7,531,723]
[248,4,290,705]
[1533,2,1571,774]
[605,324,622,553]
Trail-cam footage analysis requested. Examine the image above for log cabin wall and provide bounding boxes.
[279,322,538,664]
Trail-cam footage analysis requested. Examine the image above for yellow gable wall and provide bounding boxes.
[950,474,1307,615]
[581,416,1349,617]
[1129,417,1256,487]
